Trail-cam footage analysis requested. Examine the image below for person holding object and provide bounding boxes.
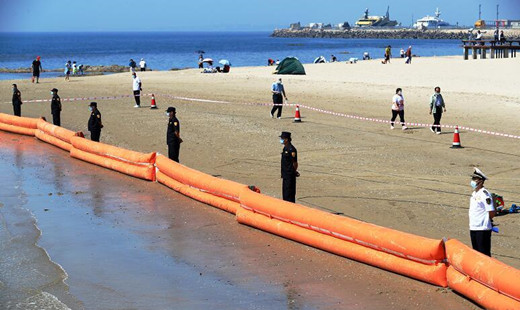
[166,107,182,162]
[390,88,406,130]
[429,86,446,134]
[88,102,103,142]
[12,84,22,117]
[50,88,62,126]
[270,78,287,119]
[469,168,495,257]
[280,131,299,203]
[31,56,42,83]
[132,72,142,108]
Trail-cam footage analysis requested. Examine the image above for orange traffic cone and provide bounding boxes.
[150,94,158,109]
[293,105,302,123]
[450,126,463,148]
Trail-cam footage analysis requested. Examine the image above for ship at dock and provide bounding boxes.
[355,6,398,27]
[414,8,451,29]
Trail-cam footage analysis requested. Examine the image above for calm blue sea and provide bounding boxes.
[0,32,462,80]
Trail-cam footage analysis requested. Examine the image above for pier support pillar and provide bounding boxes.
[504,48,509,58]
[472,48,477,59]
[463,48,469,60]
[481,48,486,59]
[490,48,495,59]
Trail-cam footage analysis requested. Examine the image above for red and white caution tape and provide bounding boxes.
[7,92,520,140]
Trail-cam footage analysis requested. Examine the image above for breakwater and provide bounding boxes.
[272,28,520,40]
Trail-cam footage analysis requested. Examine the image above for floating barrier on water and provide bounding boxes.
[156,155,248,214]
[35,119,82,151]
[0,113,37,136]
[70,136,156,181]
[445,239,520,306]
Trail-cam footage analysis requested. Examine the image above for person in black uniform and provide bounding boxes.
[166,107,182,162]
[50,88,62,126]
[280,131,299,202]
[12,84,22,116]
[88,102,103,142]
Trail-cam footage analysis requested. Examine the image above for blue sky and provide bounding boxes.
[0,0,518,32]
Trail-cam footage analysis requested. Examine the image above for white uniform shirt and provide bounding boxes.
[392,94,404,111]
[469,187,494,231]
[139,60,146,68]
[132,77,141,91]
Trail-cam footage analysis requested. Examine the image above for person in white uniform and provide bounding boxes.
[469,167,495,257]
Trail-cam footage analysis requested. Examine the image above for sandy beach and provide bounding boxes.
[1,55,519,307]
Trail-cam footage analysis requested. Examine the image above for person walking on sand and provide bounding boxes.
[50,88,62,126]
[405,46,412,64]
[279,131,299,203]
[469,168,495,257]
[429,86,446,134]
[382,45,392,64]
[12,84,22,117]
[390,88,407,130]
[139,58,146,72]
[88,102,103,142]
[166,107,183,162]
[132,72,142,108]
[270,78,287,119]
[64,61,71,81]
[31,56,42,83]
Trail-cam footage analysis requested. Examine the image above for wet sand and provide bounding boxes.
[0,132,476,309]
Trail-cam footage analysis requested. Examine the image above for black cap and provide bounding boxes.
[166,107,176,113]
[89,102,97,107]
[51,88,58,92]
[279,131,291,139]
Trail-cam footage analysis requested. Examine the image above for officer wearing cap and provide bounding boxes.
[280,131,299,202]
[88,102,103,142]
[469,167,495,257]
[166,107,182,162]
[50,88,62,126]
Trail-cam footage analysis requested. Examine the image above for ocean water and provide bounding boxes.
[0,32,462,79]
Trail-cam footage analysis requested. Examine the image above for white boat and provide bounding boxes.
[414,8,451,29]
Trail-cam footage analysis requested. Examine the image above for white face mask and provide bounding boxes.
[89,107,93,112]
[470,180,478,189]
[398,91,403,96]
[50,91,54,95]
[280,139,284,144]
[165,112,170,116]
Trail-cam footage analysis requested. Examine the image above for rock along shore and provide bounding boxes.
[271,28,520,40]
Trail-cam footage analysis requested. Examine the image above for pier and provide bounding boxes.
[462,40,520,60]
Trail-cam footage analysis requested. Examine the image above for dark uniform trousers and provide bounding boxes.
[134,90,141,106]
[470,230,492,257]
[52,112,61,126]
[282,176,296,203]
[271,93,283,118]
[168,140,180,163]
[13,104,21,117]
[90,130,101,142]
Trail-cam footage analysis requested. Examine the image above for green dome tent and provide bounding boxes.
[274,57,306,75]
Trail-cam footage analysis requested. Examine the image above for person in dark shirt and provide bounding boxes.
[32,56,42,83]
[279,131,299,202]
[50,88,62,126]
[166,107,182,162]
[88,102,103,142]
[12,84,22,116]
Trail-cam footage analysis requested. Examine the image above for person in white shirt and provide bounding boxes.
[469,167,495,257]
[390,88,407,130]
[132,72,142,108]
[139,58,146,72]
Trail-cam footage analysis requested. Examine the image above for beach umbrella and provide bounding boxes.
[219,59,231,66]
[202,58,213,63]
